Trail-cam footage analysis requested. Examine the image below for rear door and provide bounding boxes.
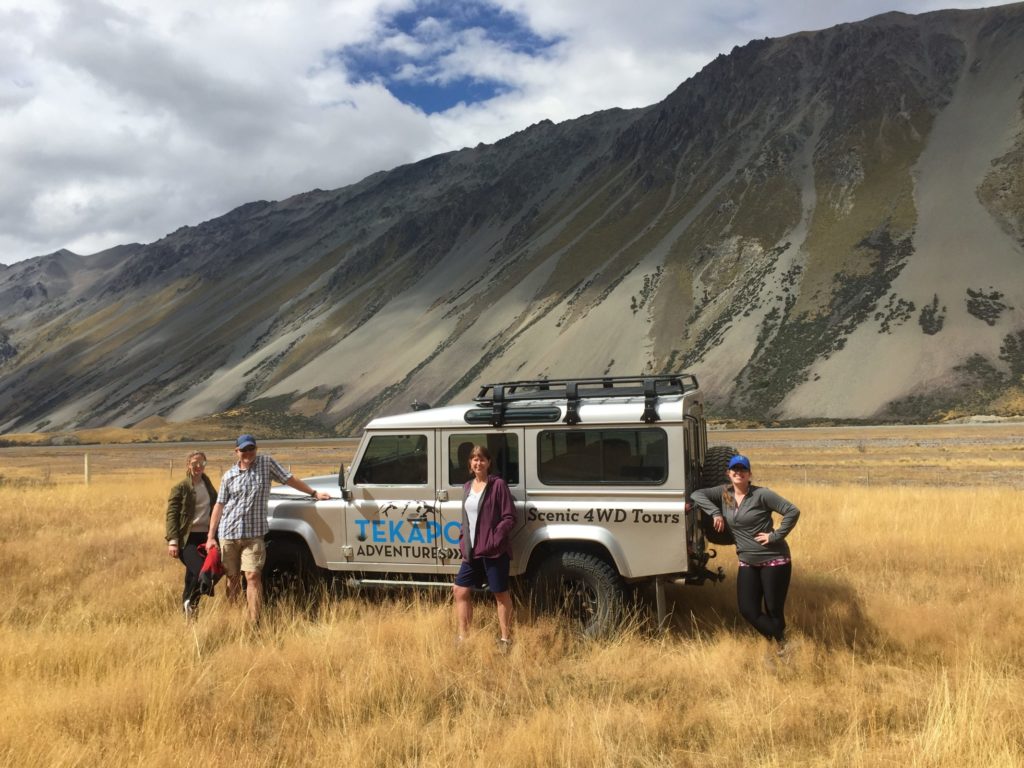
[435,429,527,575]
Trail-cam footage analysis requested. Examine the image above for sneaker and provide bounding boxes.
[775,640,791,662]
[497,638,512,654]
[183,599,196,622]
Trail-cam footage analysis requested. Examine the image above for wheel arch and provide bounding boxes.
[266,519,325,568]
[520,527,626,579]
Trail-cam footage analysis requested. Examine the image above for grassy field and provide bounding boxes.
[1,425,1022,767]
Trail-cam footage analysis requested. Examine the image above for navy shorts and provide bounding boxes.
[454,554,510,593]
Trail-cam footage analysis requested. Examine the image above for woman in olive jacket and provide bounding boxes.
[165,450,218,619]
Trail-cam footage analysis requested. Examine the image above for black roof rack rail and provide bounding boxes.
[473,373,699,427]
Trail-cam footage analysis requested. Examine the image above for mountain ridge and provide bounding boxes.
[1,3,1023,434]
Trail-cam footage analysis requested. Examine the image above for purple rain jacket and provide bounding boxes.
[459,475,517,561]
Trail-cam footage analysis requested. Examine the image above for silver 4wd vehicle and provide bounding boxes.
[264,374,736,636]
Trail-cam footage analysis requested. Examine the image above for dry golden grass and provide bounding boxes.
[1,427,1023,767]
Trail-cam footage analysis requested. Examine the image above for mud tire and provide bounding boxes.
[699,445,739,546]
[264,537,319,604]
[532,550,626,638]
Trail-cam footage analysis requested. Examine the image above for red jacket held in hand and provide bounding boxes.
[197,543,224,596]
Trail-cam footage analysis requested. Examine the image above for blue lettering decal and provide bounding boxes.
[408,524,426,543]
[426,521,441,543]
[372,521,387,543]
[388,520,406,543]
[355,519,369,540]
[443,521,461,545]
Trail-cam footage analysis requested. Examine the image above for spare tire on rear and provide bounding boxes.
[698,445,739,545]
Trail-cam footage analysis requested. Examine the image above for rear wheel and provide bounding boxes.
[699,445,739,545]
[532,550,626,638]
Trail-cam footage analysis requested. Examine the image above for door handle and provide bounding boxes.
[436,490,449,502]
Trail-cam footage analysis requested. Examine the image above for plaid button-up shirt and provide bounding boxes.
[216,453,292,539]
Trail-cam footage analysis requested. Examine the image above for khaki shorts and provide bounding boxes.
[220,537,266,576]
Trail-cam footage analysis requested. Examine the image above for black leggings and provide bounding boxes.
[736,562,792,642]
[178,531,207,608]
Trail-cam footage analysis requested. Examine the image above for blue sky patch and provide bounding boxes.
[340,0,560,114]
[386,76,509,114]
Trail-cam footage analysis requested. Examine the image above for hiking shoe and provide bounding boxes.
[775,640,791,663]
[497,638,512,654]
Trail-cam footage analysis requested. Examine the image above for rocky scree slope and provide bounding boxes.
[0,3,1022,433]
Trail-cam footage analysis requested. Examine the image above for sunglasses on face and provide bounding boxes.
[729,466,750,472]
[189,461,207,468]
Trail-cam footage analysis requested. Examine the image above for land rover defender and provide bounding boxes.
[263,374,735,636]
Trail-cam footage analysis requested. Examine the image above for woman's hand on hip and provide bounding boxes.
[754,532,772,545]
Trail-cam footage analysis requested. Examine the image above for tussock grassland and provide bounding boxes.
[1,430,1023,767]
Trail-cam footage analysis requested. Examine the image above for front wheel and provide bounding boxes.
[264,538,319,603]
[532,551,626,638]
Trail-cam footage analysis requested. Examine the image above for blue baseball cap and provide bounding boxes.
[728,454,751,470]
[235,433,257,449]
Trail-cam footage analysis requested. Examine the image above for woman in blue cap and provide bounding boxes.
[691,454,800,656]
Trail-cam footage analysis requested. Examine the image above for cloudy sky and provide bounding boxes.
[0,0,1007,265]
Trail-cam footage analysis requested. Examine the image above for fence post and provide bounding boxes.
[84,453,90,485]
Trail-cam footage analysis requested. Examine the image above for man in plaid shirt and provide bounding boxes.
[207,434,330,623]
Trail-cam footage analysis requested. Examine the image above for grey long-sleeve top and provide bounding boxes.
[690,484,800,565]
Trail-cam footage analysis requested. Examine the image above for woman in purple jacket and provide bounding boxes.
[453,444,517,646]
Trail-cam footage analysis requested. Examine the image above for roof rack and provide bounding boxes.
[473,374,699,427]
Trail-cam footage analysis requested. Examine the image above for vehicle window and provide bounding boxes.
[448,433,520,486]
[353,434,429,485]
[537,428,667,484]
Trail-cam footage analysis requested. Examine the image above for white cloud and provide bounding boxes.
[0,0,1010,264]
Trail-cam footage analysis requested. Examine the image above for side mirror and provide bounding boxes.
[338,463,353,502]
